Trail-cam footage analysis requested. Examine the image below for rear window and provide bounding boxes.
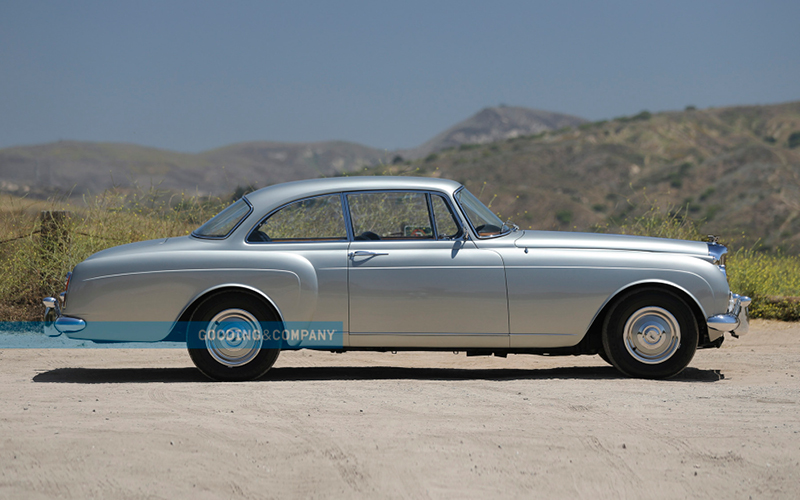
[192,198,252,238]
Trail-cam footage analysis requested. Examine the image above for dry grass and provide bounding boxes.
[0,190,227,320]
[1,189,797,322]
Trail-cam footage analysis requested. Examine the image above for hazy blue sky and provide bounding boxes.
[1,1,798,152]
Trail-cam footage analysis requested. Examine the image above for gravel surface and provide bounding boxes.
[1,319,798,499]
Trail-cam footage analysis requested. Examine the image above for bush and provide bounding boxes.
[0,190,226,320]
[615,111,652,123]
[609,202,800,320]
[614,204,702,241]
[788,131,800,149]
[555,210,573,225]
[727,248,800,320]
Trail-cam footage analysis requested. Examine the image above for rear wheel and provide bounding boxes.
[597,346,612,365]
[602,288,698,379]
[187,293,280,381]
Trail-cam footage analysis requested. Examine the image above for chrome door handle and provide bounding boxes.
[349,250,389,258]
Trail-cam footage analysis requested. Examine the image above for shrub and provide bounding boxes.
[727,248,800,320]
[0,190,226,320]
[788,131,800,149]
[555,210,573,225]
[608,201,800,320]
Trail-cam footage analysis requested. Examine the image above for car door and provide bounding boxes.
[345,191,508,348]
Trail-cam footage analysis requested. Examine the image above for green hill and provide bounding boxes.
[373,102,800,251]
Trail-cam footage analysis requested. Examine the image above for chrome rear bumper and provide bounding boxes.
[707,293,751,339]
[43,295,86,337]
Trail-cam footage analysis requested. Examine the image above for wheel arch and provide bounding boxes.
[582,281,710,353]
[163,284,285,342]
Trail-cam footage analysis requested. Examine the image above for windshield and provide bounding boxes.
[455,188,509,237]
[192,198,252,238]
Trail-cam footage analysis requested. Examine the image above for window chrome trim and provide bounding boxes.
[429,192,465,240]
[244,193,349,245]
[244,188,469,245]
[343,188,464,242]
[453,186,512,240]
[191,197,254,240]
[425,193,439,240]
[341,191,355,241]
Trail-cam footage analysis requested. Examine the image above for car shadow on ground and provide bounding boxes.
[32,365,725,384]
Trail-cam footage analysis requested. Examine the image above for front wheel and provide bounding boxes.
[602,289,698,379]
[187,293,280,381]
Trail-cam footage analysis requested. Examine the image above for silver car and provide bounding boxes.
[43,176,750,381]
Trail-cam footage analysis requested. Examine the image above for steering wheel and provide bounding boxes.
[247,231,271,242]
[356,231,381,241]
[475,224,501,234]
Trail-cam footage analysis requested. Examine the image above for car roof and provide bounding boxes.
[245,176,464,209]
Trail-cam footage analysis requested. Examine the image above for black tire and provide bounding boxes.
[186,292,280,381]
[597,346,612,366]
[602,288,698,379]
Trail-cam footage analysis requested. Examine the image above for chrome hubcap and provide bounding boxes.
[204,309,263,367]
[623,307,681,364]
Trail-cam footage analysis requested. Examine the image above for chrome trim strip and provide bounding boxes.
[83,268,300,282]
[582,278,712,342]
[509,333,577,336]
[171,282,287,338]
[348,331,501,336]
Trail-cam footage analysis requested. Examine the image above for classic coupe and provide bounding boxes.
[43,177,750,381]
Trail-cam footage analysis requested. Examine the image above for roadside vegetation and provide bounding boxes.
[0,187,798,322]
[0,189,227,321]
[607,203,800,321]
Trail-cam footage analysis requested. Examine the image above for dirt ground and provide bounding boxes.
[1,319,798,499]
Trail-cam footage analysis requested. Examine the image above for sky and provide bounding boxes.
[1,0,798,153]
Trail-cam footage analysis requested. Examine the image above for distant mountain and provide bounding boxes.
[199,141,388,187]
[375,101,800,251]
[0,105,587,197]
[3,102,800,253]
[0,140,390,197]
[402,106,588,159]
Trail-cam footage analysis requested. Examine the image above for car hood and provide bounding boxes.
[513,230,709,256]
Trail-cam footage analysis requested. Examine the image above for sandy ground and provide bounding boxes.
[1,320,798,499]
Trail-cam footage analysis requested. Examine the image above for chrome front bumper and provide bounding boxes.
[43,295,86,337]
[707,293,751,339]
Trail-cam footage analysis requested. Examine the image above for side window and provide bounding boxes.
[247,194,346,242]
[348,192,433,240]
[431,195,462,239]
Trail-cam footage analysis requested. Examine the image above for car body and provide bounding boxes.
[43,176,750,380]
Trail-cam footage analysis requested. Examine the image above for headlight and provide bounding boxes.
[707,242,728,279]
